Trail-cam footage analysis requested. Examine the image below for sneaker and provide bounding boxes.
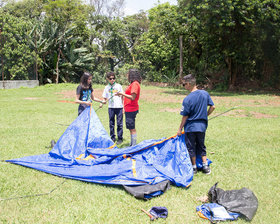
[193,167,198,175]
[116,139,123,145]
[202,165,211,174]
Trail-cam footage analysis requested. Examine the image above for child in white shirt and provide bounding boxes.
[102,72,124,144]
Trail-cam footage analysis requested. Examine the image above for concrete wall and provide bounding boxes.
[0,80,39,89]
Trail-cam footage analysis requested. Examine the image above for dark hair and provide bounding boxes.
[182,74,196,85]
[80,71,92,89]
[106,71,115,79]
[128,69,142,83]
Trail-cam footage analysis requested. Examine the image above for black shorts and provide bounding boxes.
[125,110,138,129]
[185,132,206,158]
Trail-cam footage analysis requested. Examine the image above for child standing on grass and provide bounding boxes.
[102,72,124,145]
[75,71,105,116]
[177,74,215,175]
[116,69,141,146]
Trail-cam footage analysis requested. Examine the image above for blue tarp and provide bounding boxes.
[197,203,240,221]
[7,107,194,187]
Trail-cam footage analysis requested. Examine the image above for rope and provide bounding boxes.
[0,179,67,201]
[208,106,238,121]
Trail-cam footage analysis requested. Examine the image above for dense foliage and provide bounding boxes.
[178,0,280,89]
[0,0,279,89]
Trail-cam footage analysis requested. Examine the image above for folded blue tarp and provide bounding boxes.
[7,107,194,187]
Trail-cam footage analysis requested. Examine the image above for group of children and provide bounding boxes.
[75,69,141,147]
[75,71,215,175]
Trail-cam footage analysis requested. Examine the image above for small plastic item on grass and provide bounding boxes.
[149,206,168,219]
[196,203,240,222]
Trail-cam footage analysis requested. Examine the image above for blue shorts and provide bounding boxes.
[125,110,138,129]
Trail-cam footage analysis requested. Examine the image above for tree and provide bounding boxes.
[1,0,45,19]
[122,11,149,63]
[0,11,36,80]
[134,3,181,82]
[35,0,94,83]
[179,0,280,89]
[89,0,125,18]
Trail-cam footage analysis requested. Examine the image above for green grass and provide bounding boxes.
[0,84,279,223]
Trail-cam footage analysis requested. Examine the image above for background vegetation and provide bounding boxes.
[0,0,279,90]
[1,84,280,223]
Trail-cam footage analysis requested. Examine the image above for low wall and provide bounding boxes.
[0,80,39,89]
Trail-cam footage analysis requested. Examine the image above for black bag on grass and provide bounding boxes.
[208,182,258,221]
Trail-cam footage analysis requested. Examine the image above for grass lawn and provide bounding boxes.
[0,84,279,223]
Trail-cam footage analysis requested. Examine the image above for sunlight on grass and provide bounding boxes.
[1,84,279,223]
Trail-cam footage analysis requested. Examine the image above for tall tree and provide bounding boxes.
[134,3,181,81]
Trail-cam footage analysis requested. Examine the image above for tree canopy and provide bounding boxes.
[0,0,279,89]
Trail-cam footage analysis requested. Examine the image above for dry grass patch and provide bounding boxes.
[55,89,104,99]
[56,88,279,119]
[212,95,280,108]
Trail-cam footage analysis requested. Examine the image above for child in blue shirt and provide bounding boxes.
[177,74,215,174]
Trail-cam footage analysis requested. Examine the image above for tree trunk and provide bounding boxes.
[56,49,61,84]
[225,57,233,89]
[230,65,237,90]
[262,59,274,82]
[179,35,183,81]
[34,30,38,81]
[227,59,238,90]
[109,58,115,71]
[0,28,4,83]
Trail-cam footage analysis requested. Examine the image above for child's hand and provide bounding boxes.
[101,100,106,104]
[99,103,103,108]
[85,101,92,106]
[177,130,183,136]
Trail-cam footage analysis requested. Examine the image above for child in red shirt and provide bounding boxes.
[116,69,141,146]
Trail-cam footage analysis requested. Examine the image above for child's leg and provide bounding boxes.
[185,132,198,174]
[108,108,116,142]
[125,111,138,146]
[129,129,137,146]
[195,132,207,162]
[116,108,123,140]
[185,132,197,165]
[196,132,211,174]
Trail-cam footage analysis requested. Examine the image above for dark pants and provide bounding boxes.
[108,108,123,141]
[78,104,88,116]
[185,132,207,158]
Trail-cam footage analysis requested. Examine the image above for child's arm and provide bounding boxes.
[207,105,215,116]
[100,97,107,108]
[91,91,106,104]
[116,92,136,100]
[75,94,91,106]
[177,115,188,136]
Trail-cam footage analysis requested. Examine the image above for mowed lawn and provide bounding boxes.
[0,84,279,224]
